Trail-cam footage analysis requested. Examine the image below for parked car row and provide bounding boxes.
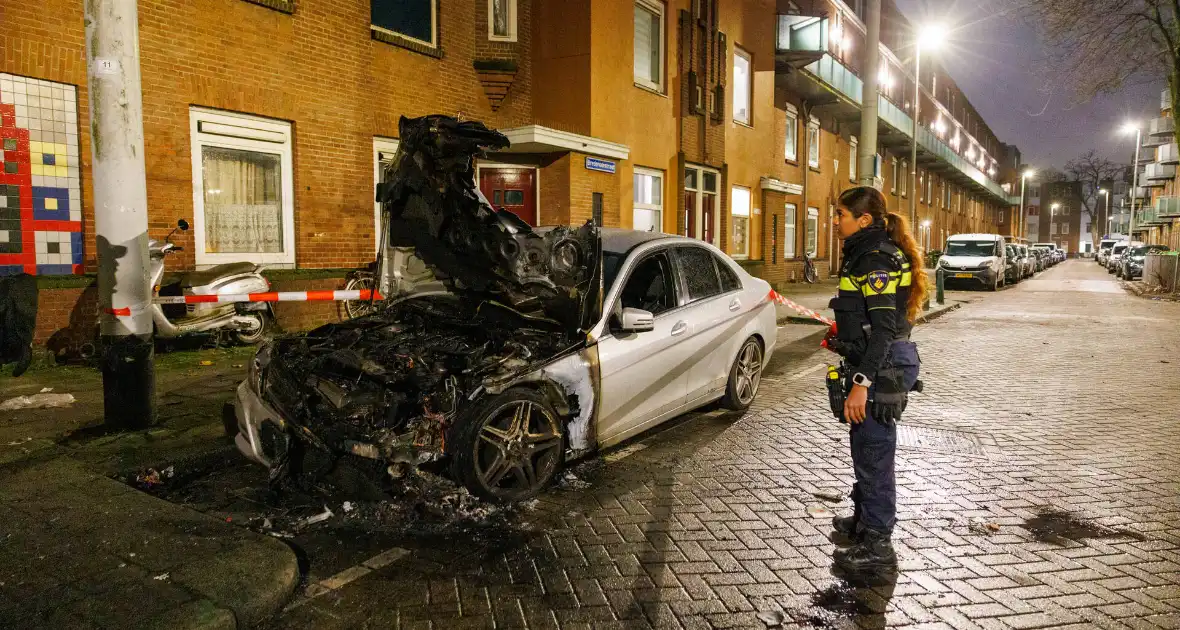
[935,234,1062,291]
[1106,242,1171,279]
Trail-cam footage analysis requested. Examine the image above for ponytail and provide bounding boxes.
[883,212,929,323]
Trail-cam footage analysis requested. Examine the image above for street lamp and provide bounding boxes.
[1099,188,1110,239]
[909,23,946,228]
[1019,169,1034,241]
[1123,122,1143,245]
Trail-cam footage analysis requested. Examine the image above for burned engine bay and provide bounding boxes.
[254,115,602,489]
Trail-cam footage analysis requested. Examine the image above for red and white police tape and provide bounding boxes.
[104,289,384,316]
[768,290,835,327]
[150,289,384,305]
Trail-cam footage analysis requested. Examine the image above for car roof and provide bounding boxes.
[947,233,1003,241]
[597,228,682,253]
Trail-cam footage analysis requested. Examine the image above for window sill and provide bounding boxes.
[242,0,294,13]
[634,82,668,98]
[733,120,753,129]
[372,27,443,59]
[784,157,799,166]
[809,166,821,173]
[488,35,518,43]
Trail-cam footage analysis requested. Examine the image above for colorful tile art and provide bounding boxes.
[0,73,83,276]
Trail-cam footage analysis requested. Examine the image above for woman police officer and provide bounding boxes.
[826,186,927,583]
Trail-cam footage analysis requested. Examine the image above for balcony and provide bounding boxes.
[1139,147,1158,164]
[1158,196,1180,218]
[774,17,1009,204]
[1145,162,1176,181]
[1164,88,1172,112]
[775,15,828,69]
[1143,117,1175,147]
[1132,186,1153,199]
[1158,143,1180,165]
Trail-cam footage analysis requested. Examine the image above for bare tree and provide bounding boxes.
[1011,0,1175,142]
[1065,151,1125,250]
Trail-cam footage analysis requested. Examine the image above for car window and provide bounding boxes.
[675,247,724,302]
[619,251,677,316]
[945,241,996,256]
[717,257,742,292]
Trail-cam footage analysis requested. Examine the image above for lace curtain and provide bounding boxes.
[202,146,283,254]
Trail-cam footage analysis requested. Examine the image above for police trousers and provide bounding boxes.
[849,340,920,537]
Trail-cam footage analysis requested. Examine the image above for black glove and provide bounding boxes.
[870,366,907,426]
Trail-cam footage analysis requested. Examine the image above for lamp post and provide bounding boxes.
[1098,188,1109,249]
[1124,123,1143,246]
[909,24,945,227]
[1050,202,1060,247]
[1019,169,1034,241]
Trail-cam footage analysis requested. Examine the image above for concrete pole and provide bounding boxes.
[1018,175,1027,241]
[858,0,881,189]
[84,0,156,428]
[909,44,921,226]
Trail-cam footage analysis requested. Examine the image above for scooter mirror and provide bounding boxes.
[178,219,190,231]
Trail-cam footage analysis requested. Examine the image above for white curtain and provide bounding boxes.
[202,146,283,254]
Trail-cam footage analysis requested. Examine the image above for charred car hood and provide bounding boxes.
[376,115,602,337]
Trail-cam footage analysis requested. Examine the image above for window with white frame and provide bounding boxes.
[784,203,797,258]
[1061,223,1069,234]
[890,157,898,194]
[807,119,820,169]
[731,186,751,258]
[925,172,932,203]
[733,47,752,126]
[943,183,951,209]
[488,0,517,41]
[849,137,857,182]
[634,0,664,92]
[784,110,798,161]
[806,207,819,256]
[633,167,664,232]
[684,165,720,245]
[373,137,400,255]
[899,159,908,196]
[190,108,294,267]
[372,0,438,49]
[918,171,925,202]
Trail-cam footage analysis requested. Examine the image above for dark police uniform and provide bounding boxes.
[829,226,921,546]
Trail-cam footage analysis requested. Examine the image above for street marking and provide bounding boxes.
[285,546,410,610]
[789,363,828,379]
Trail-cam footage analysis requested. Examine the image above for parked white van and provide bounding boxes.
[937,233,1008,291]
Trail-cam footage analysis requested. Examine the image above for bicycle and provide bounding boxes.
[802,253,819,284]
[339,262,378,320]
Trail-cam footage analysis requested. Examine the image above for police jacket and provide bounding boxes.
[829,226,913,380]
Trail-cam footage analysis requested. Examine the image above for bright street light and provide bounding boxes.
[1122,123,1144,244]
[1122,122,1140,135]
[918,24,946,51]
[1023,169,1036,179]
[921,219,932,227]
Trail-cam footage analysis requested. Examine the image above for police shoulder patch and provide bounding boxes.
[866,270,891,294]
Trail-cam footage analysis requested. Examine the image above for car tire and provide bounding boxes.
[451,388,565,503]
[721,337,764,411]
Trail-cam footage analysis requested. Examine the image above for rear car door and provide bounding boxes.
[673,246,747,406]
[596,248,694,446]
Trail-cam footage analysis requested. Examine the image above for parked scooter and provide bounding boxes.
[150,219,273,344]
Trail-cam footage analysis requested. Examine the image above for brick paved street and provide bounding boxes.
[260,260,1177,628]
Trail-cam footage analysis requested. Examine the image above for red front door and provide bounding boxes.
[479,168,537,226]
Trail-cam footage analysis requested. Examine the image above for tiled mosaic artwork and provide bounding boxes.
[0,73,83,275]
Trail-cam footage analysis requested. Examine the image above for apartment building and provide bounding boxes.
[1136,88,1180,249]
[1037,181,1084,253]
[3,0,1017,341]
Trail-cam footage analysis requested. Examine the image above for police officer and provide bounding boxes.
[826,186,926,583]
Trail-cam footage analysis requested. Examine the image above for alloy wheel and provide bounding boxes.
[473,400,563,498]
[735,341,763,406]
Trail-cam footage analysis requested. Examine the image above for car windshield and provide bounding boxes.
[1113,245,1127,254]
[1131,245,1166,256]
[1100,242,1115,250]
[945,241,996,256]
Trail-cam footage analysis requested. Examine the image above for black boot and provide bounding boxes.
[830,515,860,545]
[833,528,897,584]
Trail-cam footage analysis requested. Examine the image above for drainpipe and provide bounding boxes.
[801,100,812,280]
[85,0,156,428]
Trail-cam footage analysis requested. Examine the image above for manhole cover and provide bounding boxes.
[897,425,987,457]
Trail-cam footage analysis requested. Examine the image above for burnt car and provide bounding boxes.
[232,115,777,501]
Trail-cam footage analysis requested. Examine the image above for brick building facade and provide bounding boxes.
[2,0,1017,345]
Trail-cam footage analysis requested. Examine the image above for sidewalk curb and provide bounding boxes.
[915,302,963,324]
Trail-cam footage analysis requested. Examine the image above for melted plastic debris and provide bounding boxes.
[0,393,75,411]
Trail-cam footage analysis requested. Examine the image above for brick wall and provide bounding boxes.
[539,153,572,225]
[568,152,619,227]
[3,0,536,274]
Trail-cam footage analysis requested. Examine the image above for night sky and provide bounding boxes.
[893,0,1164,172]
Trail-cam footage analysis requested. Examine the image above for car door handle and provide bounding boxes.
[670,321,688,336]
[729,297,741,312]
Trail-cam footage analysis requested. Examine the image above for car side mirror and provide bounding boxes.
[615,307,655,334]
[178,219,190,231]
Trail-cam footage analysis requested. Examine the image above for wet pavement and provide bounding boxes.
[130,260,1180,629]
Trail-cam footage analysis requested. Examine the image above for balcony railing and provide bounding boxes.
[1158,143,1180,165]
[1149,116,1175,137]
[1133,186,1153,199]
[1164,88,1172,112]
[780,40,1009,202]
[1158,195,1180,218]
[1139,147,1158,163]
[1145,162,1176,181]
[777,15,827,55]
